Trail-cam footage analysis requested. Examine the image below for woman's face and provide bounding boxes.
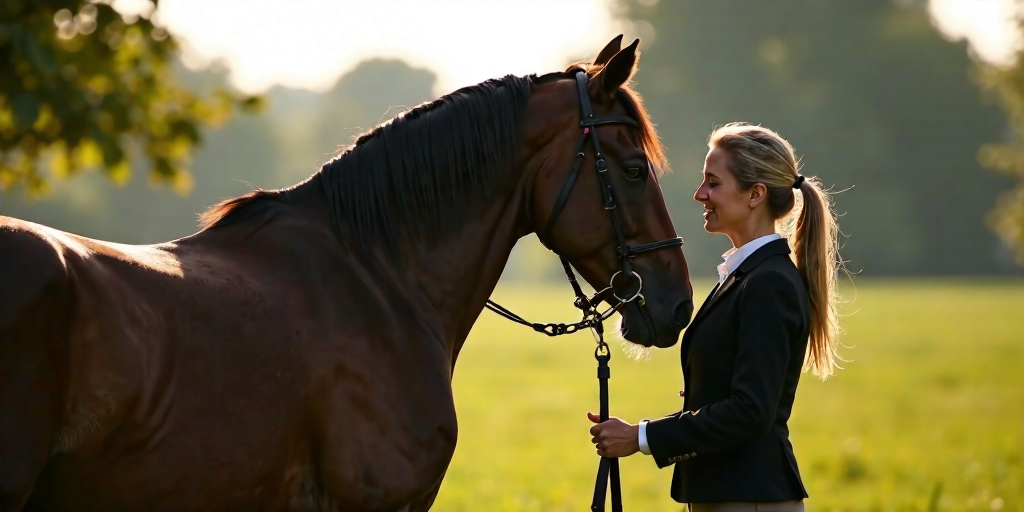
[693,146,750,238]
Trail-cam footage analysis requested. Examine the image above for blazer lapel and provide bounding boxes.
[701,273,740,316]
[679,238,793,366]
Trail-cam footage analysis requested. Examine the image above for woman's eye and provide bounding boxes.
[624,166,643,180]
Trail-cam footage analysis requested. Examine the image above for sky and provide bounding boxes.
[927,0,1021,65]
[111,0,1022,96]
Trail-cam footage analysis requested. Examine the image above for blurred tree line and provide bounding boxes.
[612,0,1020,277]
[2,0,1022,280]
[974,13,1024,267]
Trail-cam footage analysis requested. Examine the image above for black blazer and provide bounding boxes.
[645,238,811,504]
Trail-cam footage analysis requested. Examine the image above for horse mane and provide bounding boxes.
[198,64,669,250]
[198,74,532,242]
[318,74,533,250]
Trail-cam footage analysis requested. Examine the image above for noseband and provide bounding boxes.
[484,70,684,512]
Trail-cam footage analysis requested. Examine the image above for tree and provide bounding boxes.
[976,17,1024,266]
[0,0,262,198]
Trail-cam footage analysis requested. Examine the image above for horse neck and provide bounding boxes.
[396,179,528,365]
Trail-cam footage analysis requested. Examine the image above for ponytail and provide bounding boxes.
[792,176,843,379]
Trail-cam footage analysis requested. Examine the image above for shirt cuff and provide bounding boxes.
[638,420,651,455]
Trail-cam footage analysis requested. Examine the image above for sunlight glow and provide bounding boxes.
[928,0,1022,65]
[152,0,629,95]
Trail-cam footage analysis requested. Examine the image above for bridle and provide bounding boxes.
[485,69,684,340]
[484,70,684,512]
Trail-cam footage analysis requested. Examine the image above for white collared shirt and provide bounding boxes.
[716,233,783,286]
[637,233,782,456]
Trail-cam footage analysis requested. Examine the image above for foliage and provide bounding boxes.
[0,0,263,198]
[976,18,1024,266]
[435,279,1024,511]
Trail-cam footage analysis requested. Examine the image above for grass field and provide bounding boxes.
[433,278,1024,512]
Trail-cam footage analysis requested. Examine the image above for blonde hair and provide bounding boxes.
[709,122,844,379]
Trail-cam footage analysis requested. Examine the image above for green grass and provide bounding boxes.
[434,278,1024,512]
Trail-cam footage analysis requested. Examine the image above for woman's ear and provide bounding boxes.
[748,183,768,209]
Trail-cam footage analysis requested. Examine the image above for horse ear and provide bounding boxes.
[593,34,623,67]
[590,38,640,101]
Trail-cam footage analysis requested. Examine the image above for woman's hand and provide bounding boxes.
[587,412,639,458]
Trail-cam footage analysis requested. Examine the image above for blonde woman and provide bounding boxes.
[588,122,844,511]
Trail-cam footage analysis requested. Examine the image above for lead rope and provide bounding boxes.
[590,322,623,512]
[483,254,618,336]
[484,261,623,511]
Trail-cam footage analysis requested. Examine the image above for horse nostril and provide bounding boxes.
[673,300,694,327]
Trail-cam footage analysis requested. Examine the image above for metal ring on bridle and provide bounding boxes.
[610,270,643,304]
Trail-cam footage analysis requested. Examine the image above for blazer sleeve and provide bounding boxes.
[644,270,802,468]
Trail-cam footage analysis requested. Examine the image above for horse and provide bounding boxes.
[0,35,694,511]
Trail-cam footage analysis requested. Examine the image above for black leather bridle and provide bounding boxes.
[484,70,684,512]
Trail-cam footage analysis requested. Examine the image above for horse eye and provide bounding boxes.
[624,166,643,180]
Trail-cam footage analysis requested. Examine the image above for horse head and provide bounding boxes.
[523,36,694,348]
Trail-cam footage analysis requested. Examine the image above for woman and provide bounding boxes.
[588,122,844,511]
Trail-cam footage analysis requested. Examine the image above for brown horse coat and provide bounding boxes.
[1,37,692,512]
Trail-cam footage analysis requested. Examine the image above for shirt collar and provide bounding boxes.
[717,233,783,285]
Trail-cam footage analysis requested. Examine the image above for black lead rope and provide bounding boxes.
[483,255,613,336]
[590,331,623,512]
[484,264,624,511]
